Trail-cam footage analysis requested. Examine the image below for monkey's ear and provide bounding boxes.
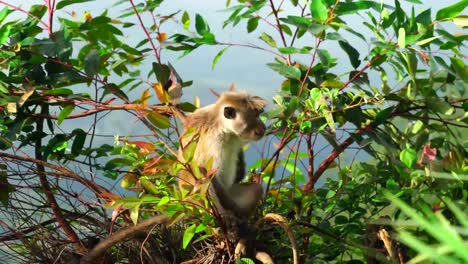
[250,96,268,110]
[224,107,236,119]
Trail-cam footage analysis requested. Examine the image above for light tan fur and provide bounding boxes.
[178,91,267,218]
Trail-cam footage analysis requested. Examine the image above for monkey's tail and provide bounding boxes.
[256,213,298,264]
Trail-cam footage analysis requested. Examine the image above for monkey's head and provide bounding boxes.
[217,92,267,141]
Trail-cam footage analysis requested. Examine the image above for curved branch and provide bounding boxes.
[256,213,298,264]
[80,214,170,263]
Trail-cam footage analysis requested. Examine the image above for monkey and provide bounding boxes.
[177,91,267,221]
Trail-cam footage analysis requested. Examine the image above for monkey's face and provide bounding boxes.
[221,105,266,141]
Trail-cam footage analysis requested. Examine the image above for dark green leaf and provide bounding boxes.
[43,88,74,96]
[336,1,382,15]
[374,106,394,125]
[259,32,277,48]
[212,47,229,70]
[311,0,328,22]
[57,0,95,9]
[195,14,210,35]
[339,41,361,68]
[247,17,259,33]
[436,0,468,20]
[152,63,171,85]
[84,49,99,76]
[267,63,301,80]
[57,104,75,125]
[71,129,86,156]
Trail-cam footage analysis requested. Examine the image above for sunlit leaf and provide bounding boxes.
[398,27,406,48]
[0,25,11,45]
[259,32,277,48]
[183,224,196,249]
[400,148,417,168]
[436,0,468,20]
[182,11,190,29]
[311,0,328,22]
[152,82,169,104]
[129,203,140,225]
[212,47,228,70]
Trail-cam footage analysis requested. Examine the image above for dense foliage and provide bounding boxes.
[0,0,467,263]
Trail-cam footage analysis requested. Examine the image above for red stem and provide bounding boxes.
[128,0,161,63]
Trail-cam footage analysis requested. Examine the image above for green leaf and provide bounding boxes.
[336,1,382,15]
[415,36,440,46]
[0,7,10,24]
[338,41,361,68]
[0,25,11,45]
[311,0,328,23]
[267,63,301,80]
[212,47,228,70]
[147,112,171,129]
[400,148,417,168]
[57,0,95,9]
[152,63,171,85]
[278,47,312,54]
[183,224,197,249]
[43,88,74,96]
[236,258,256,264]
[398,27,406,48]
[57,104,75,125]
[280,16,312,29]
[195,14,210,35]
[374,106,394,125]
[129,203,140,225]
[182,140,198,162]
[84,49,99,76]
[450,57,468,82]
[247,17,259,33]
[182,11,190,30]
[436,0,468,20]
[259,32,277,48]
[71,128,86,156]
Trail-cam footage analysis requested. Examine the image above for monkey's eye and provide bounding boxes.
[224,107,236,119]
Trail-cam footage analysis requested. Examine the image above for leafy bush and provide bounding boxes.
[0,0,466,263]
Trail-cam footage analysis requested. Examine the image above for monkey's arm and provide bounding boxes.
[210,179,263,218]
[235,150,246,183]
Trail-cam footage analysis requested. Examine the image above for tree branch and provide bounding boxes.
[80,214,170,263]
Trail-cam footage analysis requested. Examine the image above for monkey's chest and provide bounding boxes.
[216,137,242,187]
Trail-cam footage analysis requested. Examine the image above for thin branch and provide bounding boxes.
[128,0,161,63]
